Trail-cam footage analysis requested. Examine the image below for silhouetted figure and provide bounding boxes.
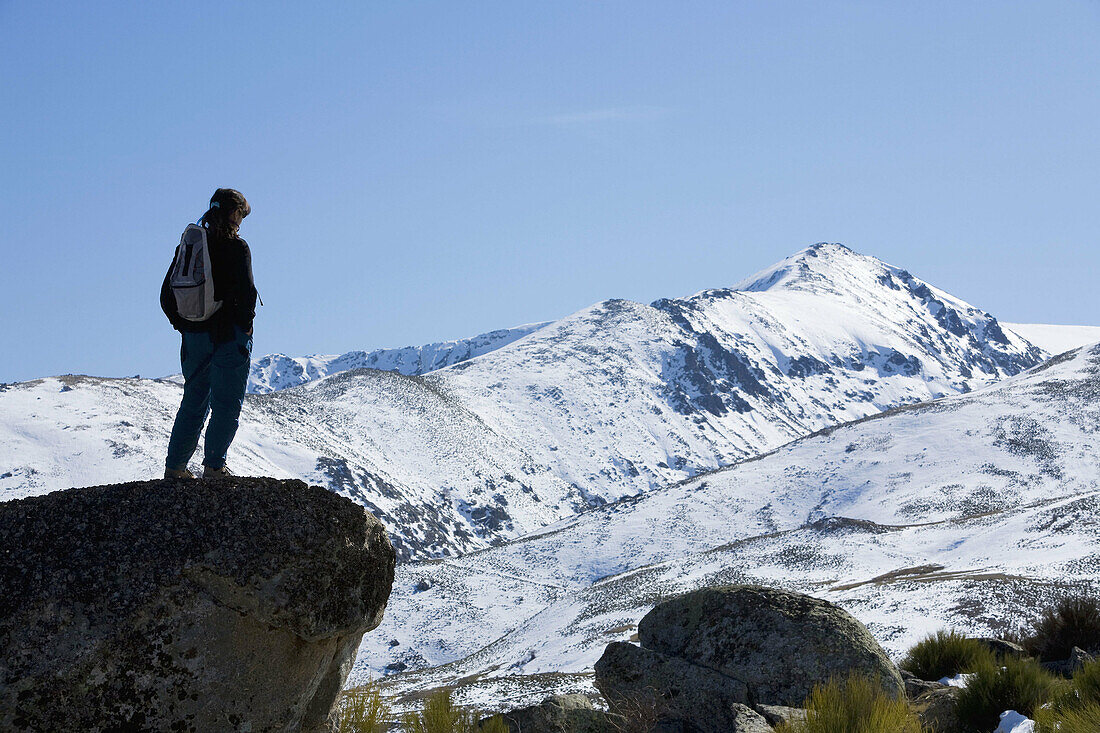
[161,188,257,479]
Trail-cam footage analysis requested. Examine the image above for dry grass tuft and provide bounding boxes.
[400,687,509,733]
[774,672,925,733]
[606,687,665,733]
[1035,701,1100,733]
[335,679,391,733]
[901,629,994,681]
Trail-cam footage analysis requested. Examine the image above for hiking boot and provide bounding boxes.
[164,467,196,480]
[203,464,233,479]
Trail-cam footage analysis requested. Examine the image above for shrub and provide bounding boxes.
[479,715,510,733]
[1034,702,1100,733]
[1025,596,1100,662]
[336,679,391,733]
[901,629,994,681]
[1067,657,1100,707]
[1043,657,1100,717]
[400,687,509,733]
[774,672,924,733]
[954,656,1058,733]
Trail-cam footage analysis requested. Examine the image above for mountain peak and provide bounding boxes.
[733,242,876,294]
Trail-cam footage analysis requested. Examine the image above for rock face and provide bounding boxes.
[0,477,396,733]
[595,585,902,731]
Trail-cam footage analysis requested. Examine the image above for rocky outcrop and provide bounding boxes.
[0,477,395,733]
[595,585,902,731]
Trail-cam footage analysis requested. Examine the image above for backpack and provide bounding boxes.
[168,224,222,322]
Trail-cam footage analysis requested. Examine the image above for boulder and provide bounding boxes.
[729,704,774,732]
[900,669,946,699]
[974,637,1027,660]
[595,641,750,733]
[492,693,614,733]
[0,477,396,732]
[754,704,807,727]
[1042,646,1096,677]
[911,686,961,733]
[638,585,903,707]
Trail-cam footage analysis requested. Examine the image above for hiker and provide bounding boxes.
[160,188,257,479]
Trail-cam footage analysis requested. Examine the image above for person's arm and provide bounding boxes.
[233,240,258,334]
[160,252,184,330]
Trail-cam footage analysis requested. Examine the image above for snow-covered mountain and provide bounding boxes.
[0,243,1046,558]
[436,243,1043,498]
[356,342,1100,710]
[247,322,550,394]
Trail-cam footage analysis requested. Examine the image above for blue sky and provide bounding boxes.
[2,1,1099,382]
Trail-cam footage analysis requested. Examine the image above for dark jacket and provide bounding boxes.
[161,231,257,343]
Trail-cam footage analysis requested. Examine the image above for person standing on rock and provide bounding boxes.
[160,188,257,479]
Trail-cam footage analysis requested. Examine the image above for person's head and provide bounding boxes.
[200,188,250,239]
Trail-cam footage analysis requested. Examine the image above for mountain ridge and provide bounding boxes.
[0,243,1049,559]
[247,321,551,394]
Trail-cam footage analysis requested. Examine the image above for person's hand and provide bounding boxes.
[246,327,253,336]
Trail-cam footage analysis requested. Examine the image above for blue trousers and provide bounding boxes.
[165,327,253,471]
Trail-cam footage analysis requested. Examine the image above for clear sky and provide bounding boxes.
[2,1,1098,382]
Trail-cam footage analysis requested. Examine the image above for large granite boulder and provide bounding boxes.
[0,477,396,733]
[595,585,902,731]
[638,585,903,707]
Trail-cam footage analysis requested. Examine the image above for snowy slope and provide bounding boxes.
[248,322,551,393]
[0,371,575,559]
[1003,322,1100,356]
[0,243,1047,558]
[357,343,1100,709]
[435,243,1044,498]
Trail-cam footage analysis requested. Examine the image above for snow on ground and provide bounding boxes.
[994,710,1035,733]
[355,343,1100,711]
[0,371,575,559]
